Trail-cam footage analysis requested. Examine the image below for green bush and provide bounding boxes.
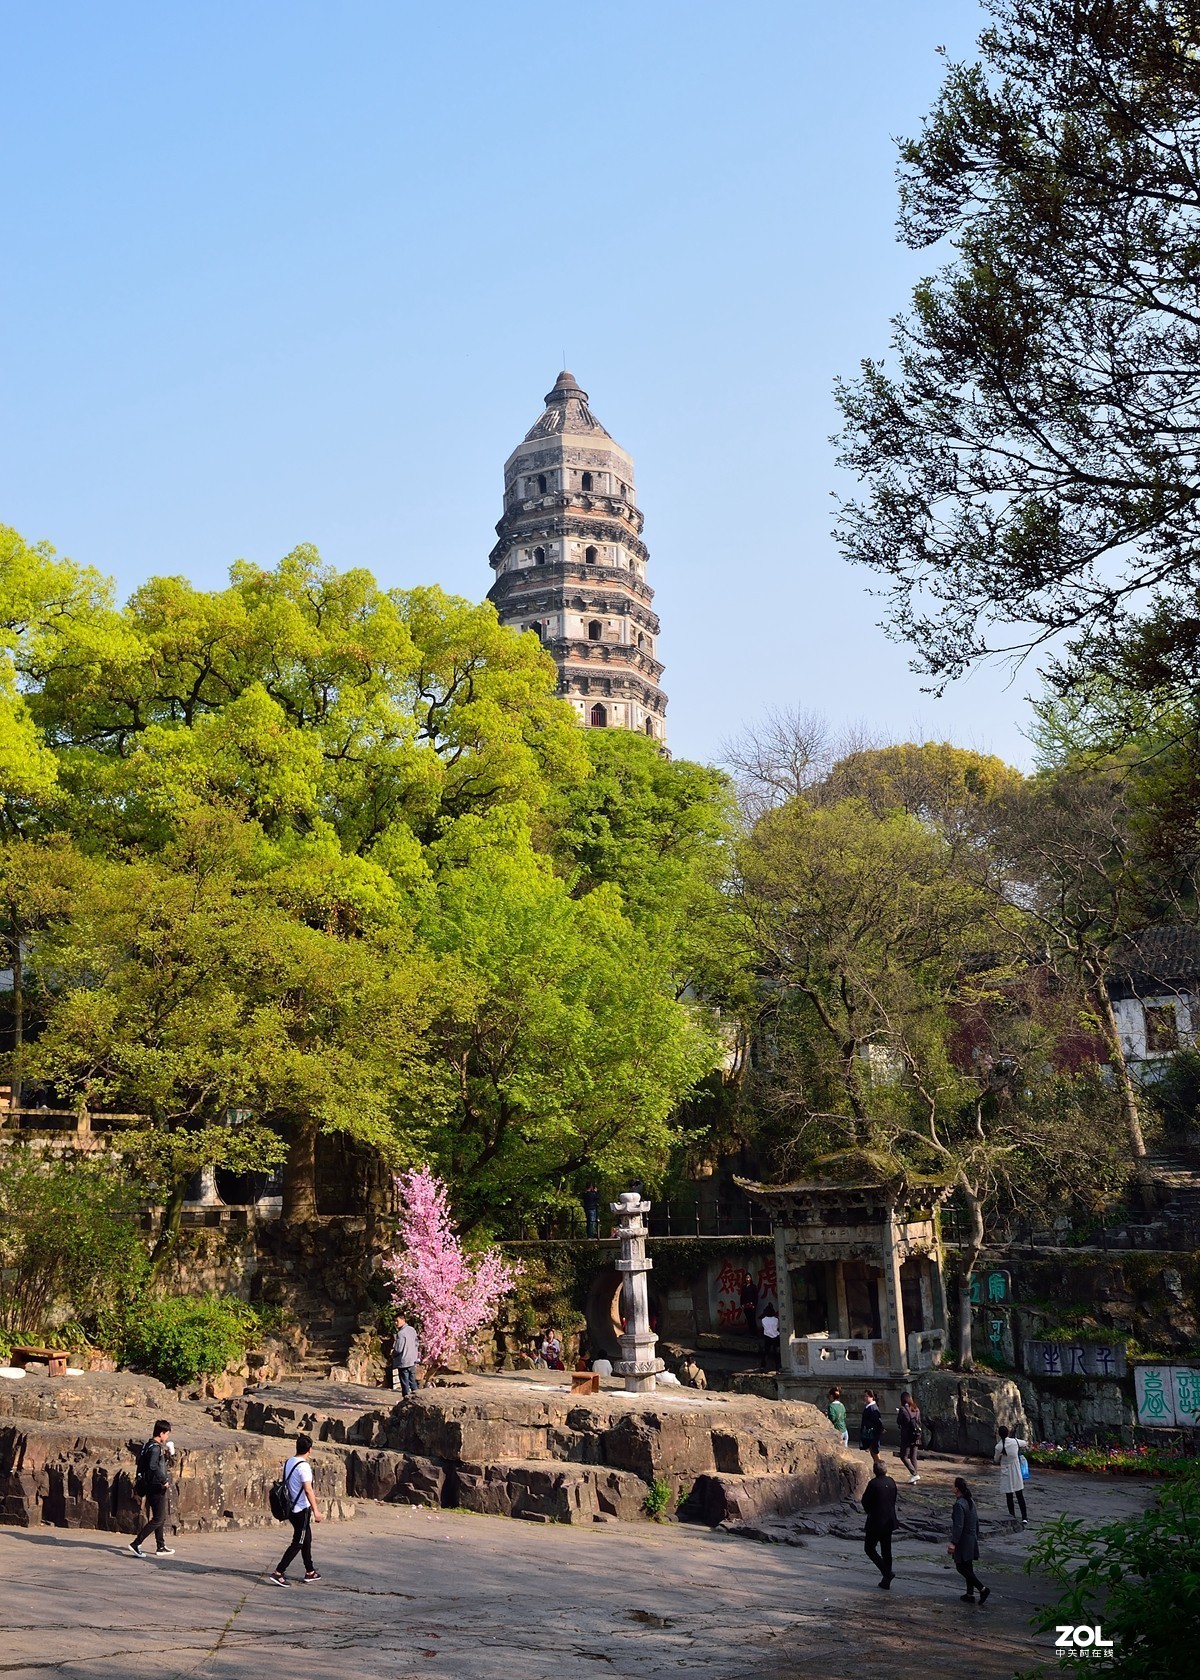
[1025,1465,1200,1676]
[642,1476,672,1521]
[117,1295,260,1387]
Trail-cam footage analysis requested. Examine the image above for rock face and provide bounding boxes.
[212,1376,867,1525]
[912,1370,1028,1456]
[0,1373,354,1533]
[1,1371,863,1532]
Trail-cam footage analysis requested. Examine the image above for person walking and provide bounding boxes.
[859,1390,884,1463]
[270,1434,323,1585]
[128,1420,176,1558]
[861,1460,899,1588]
[827,1386,849,1447]
[947,1476,989,1604]
[390,1314,420,1397]
[582,1185,600,1239]
[897,1392,922,1483]
[994,1424,1029,1525]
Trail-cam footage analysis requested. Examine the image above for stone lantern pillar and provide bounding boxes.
[612,1191,664,1394]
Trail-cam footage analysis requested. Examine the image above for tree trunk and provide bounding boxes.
[955,1177,985,1373]
[10,937,22,1111]
[282,1117,320,1222]
[150,1177,189,1267]
[1093,978,1154,1211]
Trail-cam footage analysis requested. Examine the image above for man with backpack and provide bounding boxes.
[128,1419,176,1558]
[270,1434,323,1585]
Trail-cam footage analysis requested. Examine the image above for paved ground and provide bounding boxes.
[1,1457,1151,1680]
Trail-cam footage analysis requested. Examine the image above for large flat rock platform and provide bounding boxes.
[1,1370,864,1531]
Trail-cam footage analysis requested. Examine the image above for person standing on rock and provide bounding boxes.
[827,1386,849,1446]
[947,1476,989,1604]
[861,1460,898,1588]
[859,1390,884,1463]
[897,1392,922,1484]
[994,1425,1029,1525]
[270,1434,323,1586]
[128,1420,176,1558]
[390,1314,420,1397]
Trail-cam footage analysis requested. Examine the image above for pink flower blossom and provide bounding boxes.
[383,1168,520,1370]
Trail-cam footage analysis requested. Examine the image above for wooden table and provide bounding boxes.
[10,1345,69,1377]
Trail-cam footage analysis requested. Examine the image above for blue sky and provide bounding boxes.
[2,1,1033,769]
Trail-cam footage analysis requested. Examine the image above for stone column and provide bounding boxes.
[612,1192,664,1394]
[774,1227,797,1377]
[832,1260,851,1340]
[880,1210,908,1374]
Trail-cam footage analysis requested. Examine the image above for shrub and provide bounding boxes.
[642,1476,672,1521]
[117,1295,260,1387]
[1026,1465,1200,1676]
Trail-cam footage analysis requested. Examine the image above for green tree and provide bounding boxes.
[735,752,1127,1366]
[422,812,719,1232]
[835,0,1200,684]
[25,816,442,1240]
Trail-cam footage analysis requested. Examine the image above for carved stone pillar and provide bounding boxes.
[612,1191,664,1393]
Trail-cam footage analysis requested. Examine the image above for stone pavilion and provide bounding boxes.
[738,1175,950,1393]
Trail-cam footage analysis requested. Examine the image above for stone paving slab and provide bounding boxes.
[0,1460,1157,1680]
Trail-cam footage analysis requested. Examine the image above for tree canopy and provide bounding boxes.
[835,0,1200,685]
[0,528,733,1239]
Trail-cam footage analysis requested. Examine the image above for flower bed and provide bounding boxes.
[1027,1440,1195,1477]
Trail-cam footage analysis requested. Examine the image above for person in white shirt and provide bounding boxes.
[270,1434,323,1584]
[994,1425,1029,1525]
[760,1311,781,1365]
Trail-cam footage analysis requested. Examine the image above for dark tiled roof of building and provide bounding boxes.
[523,370,613,441]
[1109,925,1200,995]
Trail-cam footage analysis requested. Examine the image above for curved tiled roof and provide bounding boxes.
[523,370,613,441]
[1109,924,1200,993]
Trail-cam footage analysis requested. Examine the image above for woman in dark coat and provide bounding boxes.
[897,1392,921,1483]
[947,1476,990,1604]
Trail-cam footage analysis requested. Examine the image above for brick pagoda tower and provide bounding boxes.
[487,371,667,741]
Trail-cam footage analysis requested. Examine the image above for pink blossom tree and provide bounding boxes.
[383,1167,520,1370]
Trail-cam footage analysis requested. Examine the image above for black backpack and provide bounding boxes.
[133,1440,154,1498]
[269,1457,297,1522]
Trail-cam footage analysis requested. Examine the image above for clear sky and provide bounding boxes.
[2,1,1034,770]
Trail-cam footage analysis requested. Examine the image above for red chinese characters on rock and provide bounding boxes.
[714,1255,778,1330]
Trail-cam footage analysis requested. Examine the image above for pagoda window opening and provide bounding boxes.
[534,546,545,564]
[537,473,548,494]
[645,718,655,737]
[587,620,603,641]
[590,703,608,728]
[581,471,593,492]
[585,545,597,563]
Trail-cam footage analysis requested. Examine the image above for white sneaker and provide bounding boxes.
[908,1475,919,1484]
[155,1547,177,1556]
[127,1542,147,1558]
